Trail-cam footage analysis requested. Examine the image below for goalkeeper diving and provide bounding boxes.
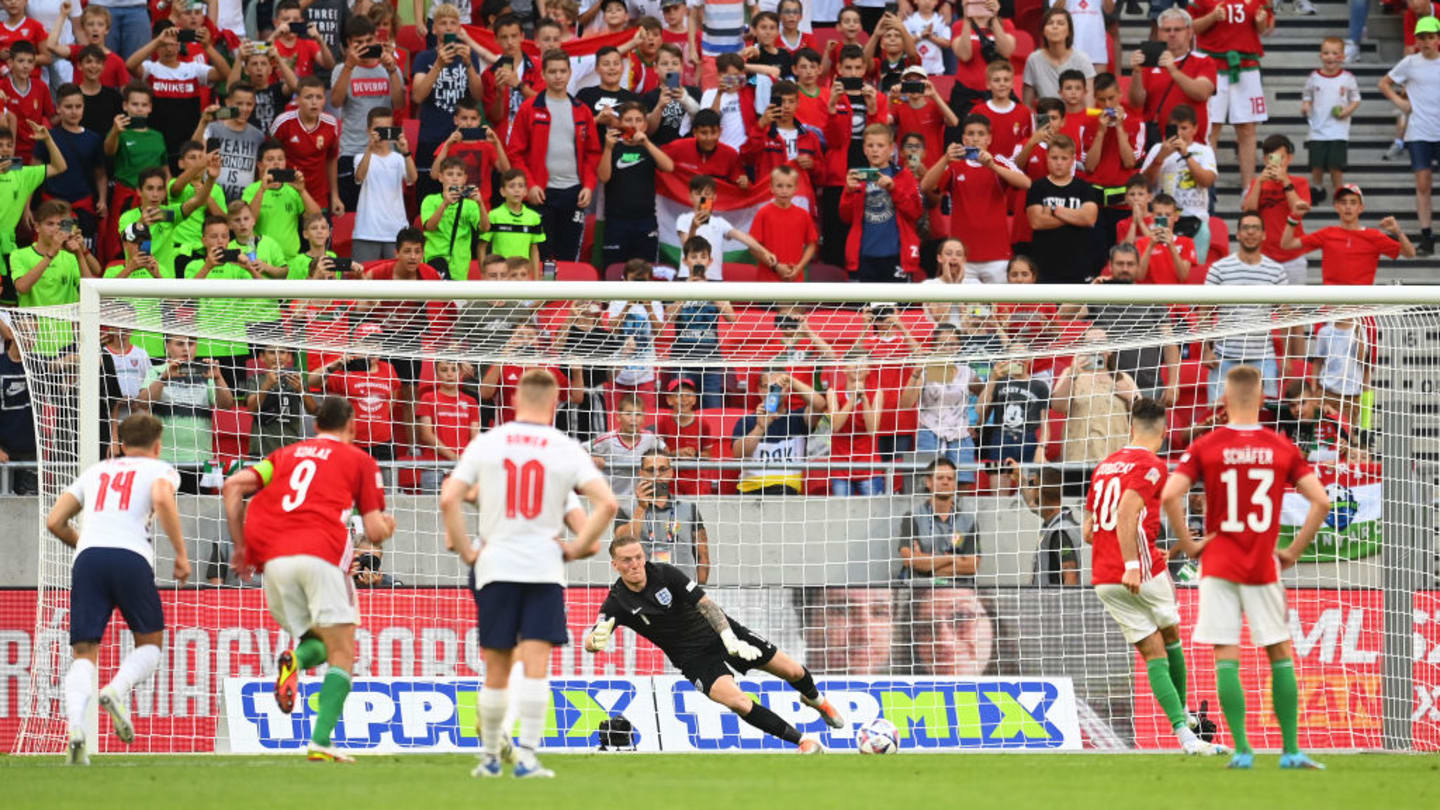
[585,536,845,752]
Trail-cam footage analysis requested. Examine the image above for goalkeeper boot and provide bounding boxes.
[1227,752,1254,770]
[307,742,356,763]
[98,686,134,744]
[275,649,299,714]
[797,736,824,754]
[803,695,846,730]
[65,726,90,766]
[513,747,555,779]
[1279,752,1326,770]
[471,753,503,778]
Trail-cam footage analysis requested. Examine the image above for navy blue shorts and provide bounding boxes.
[1408,140,1440,172]
[70,547,164,645]
[474,581,569,649]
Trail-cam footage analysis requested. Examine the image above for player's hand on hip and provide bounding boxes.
[1276,547,1301,570]
[173,556,191,585]
[721,629,761,661]
[588,617,616,651]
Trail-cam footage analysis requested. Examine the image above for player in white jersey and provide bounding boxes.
[45,413,189,765]
[441,369,619,779]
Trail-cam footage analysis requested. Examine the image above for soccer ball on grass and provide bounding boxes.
[856,718,898,754]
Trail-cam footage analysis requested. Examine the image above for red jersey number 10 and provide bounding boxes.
[94,470,137,511]
[504,459,545,519]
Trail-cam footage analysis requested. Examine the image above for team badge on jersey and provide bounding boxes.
[656,587,672,606]
[1145,467,1161,484]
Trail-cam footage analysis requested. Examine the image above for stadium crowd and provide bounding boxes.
[0,0,1423,564]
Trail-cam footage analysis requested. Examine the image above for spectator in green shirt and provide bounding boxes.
[288,212,364,281]
[184,215,265,388]
[478,167,544,279]
[102,83,168,263]
[227,200,291,335]
[102,247,168,358]
[421,156,489,280]
[242,139,322,260]
[168,140,229,272]
[9,199,100,355]
[117,167,206,280]
[0,123,68,300]
[136,334,236,492]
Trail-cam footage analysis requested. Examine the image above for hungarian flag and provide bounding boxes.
[463,26,637,61]
[656,168,816,266]
[1279,461,1381,562]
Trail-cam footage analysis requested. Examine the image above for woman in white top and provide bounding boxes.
[902,324,985,484]
[1022,7,1095,107]
[921,237,971,328]
[1047,0,1111,76]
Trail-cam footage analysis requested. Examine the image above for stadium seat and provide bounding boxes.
[1207,216,1230,266]
[467,260,483,280]
[212,408,253,462]
[1015,0,1045,38]
[722,263,760,282]
[1009,30,1034,88]
[555,261,599,281]
[396,25,426,58]
[331,212,355,257]
[805,263,850,283]
[603,262,627,281]
[402,118,420,154]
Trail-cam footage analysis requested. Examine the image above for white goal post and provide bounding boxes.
[5,277,1436,755]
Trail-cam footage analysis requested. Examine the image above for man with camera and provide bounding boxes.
[137,334,236,493]
[1127,9,1217,148]
[613,449,711,584]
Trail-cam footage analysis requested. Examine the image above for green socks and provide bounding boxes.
[1165,641,1188,706]
[311,667,352,747]
[1145,657,1189,731]
[295,637,327,670]
[1271,658,1300,755]
[1216,659,1251,754]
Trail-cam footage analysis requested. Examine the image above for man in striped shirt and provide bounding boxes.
[1202,211,1289,402]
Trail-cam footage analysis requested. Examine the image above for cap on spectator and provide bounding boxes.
[667,376,698,392]
[1334,184,1364,201]
[1415,15,1440,35]
[660,0,685,6]
[599,0,628,10]
[901,65,927,79]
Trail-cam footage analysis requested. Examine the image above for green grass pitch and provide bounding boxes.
[3,753,1438,810]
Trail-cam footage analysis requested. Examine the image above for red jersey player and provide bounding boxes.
[1086,399,1223,755]
[222,396,395,764]
[1161,364,1331,770]
[1189,0,1273,190]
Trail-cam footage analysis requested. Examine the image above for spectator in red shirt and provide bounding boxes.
[741,80,823,190]
[749,165,818,281]
[321,351,401,467]
[654,376,716,496]
[270,0,335,78]
[1280,184,1416,285]
[433,97,509,203]
[415,358,479,491]
[270,76,341,213]
[972,61,1032,162]
[1241,134,1314,285]
[792,48,828,129]
[863,12,919,88]
[888,67,958,168]
[819,6,866,81]
[919,114,1032,284]
[775,0,815,55]
[1013,97,1065,248]
[480,321,576,427]
[45,4,128,89]
[1135,194,1200,284]
[661,108,744,184]
[1126,9,1217,145]
[0,0,48,66]
[1078,73,1145,273]
[840,124,924,282]
[506,49,600,263]
[821,44,888,267]
[950,0,1016,98]
[481,14,544,144]
[824,364,883,496]
[2,42,53,160]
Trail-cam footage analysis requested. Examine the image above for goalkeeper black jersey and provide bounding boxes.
[598,562,724,665]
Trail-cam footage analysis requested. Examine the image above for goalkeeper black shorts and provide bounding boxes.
[677,620,778,696]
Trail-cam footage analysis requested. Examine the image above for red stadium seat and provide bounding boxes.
[722,263,760,282]
[402,118,420,154]
[331,212,355,257]
[1207,216,1230,265]
[212,408,253,462]
[603,262,627,281]
[805,263,850,283]
[554,261,599,281]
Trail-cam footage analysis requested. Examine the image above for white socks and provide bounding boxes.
[105,644,161,699]
[1175,724,1200,746]
[515,676,549,754]
[478,687,509,756]
[65,658,96,730]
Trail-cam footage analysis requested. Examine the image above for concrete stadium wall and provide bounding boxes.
[0,494,1381,589]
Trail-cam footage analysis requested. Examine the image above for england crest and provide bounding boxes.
[656,587,672,606]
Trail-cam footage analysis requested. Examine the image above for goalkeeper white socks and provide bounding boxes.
[105,644,161,699]
[515,676,549,754]
[65,658,96,729]
[478,687,509,756]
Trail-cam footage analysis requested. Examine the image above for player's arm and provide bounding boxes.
[560,476,620,563]
[151,475,190,584]
[695,527,711,585]
[221,463,268,579]
[360,508,396,545]
[44,491,82,547]
[1278,472,1330,568]
[1159,470,1208,559]
[440,470,479,565]
[1115,488,1146,593]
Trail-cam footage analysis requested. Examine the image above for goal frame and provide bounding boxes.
[57,277,1438,752]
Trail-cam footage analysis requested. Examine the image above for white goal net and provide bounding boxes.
[5,278,1439,754]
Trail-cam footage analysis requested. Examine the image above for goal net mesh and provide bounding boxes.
[6,283,1439,754]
